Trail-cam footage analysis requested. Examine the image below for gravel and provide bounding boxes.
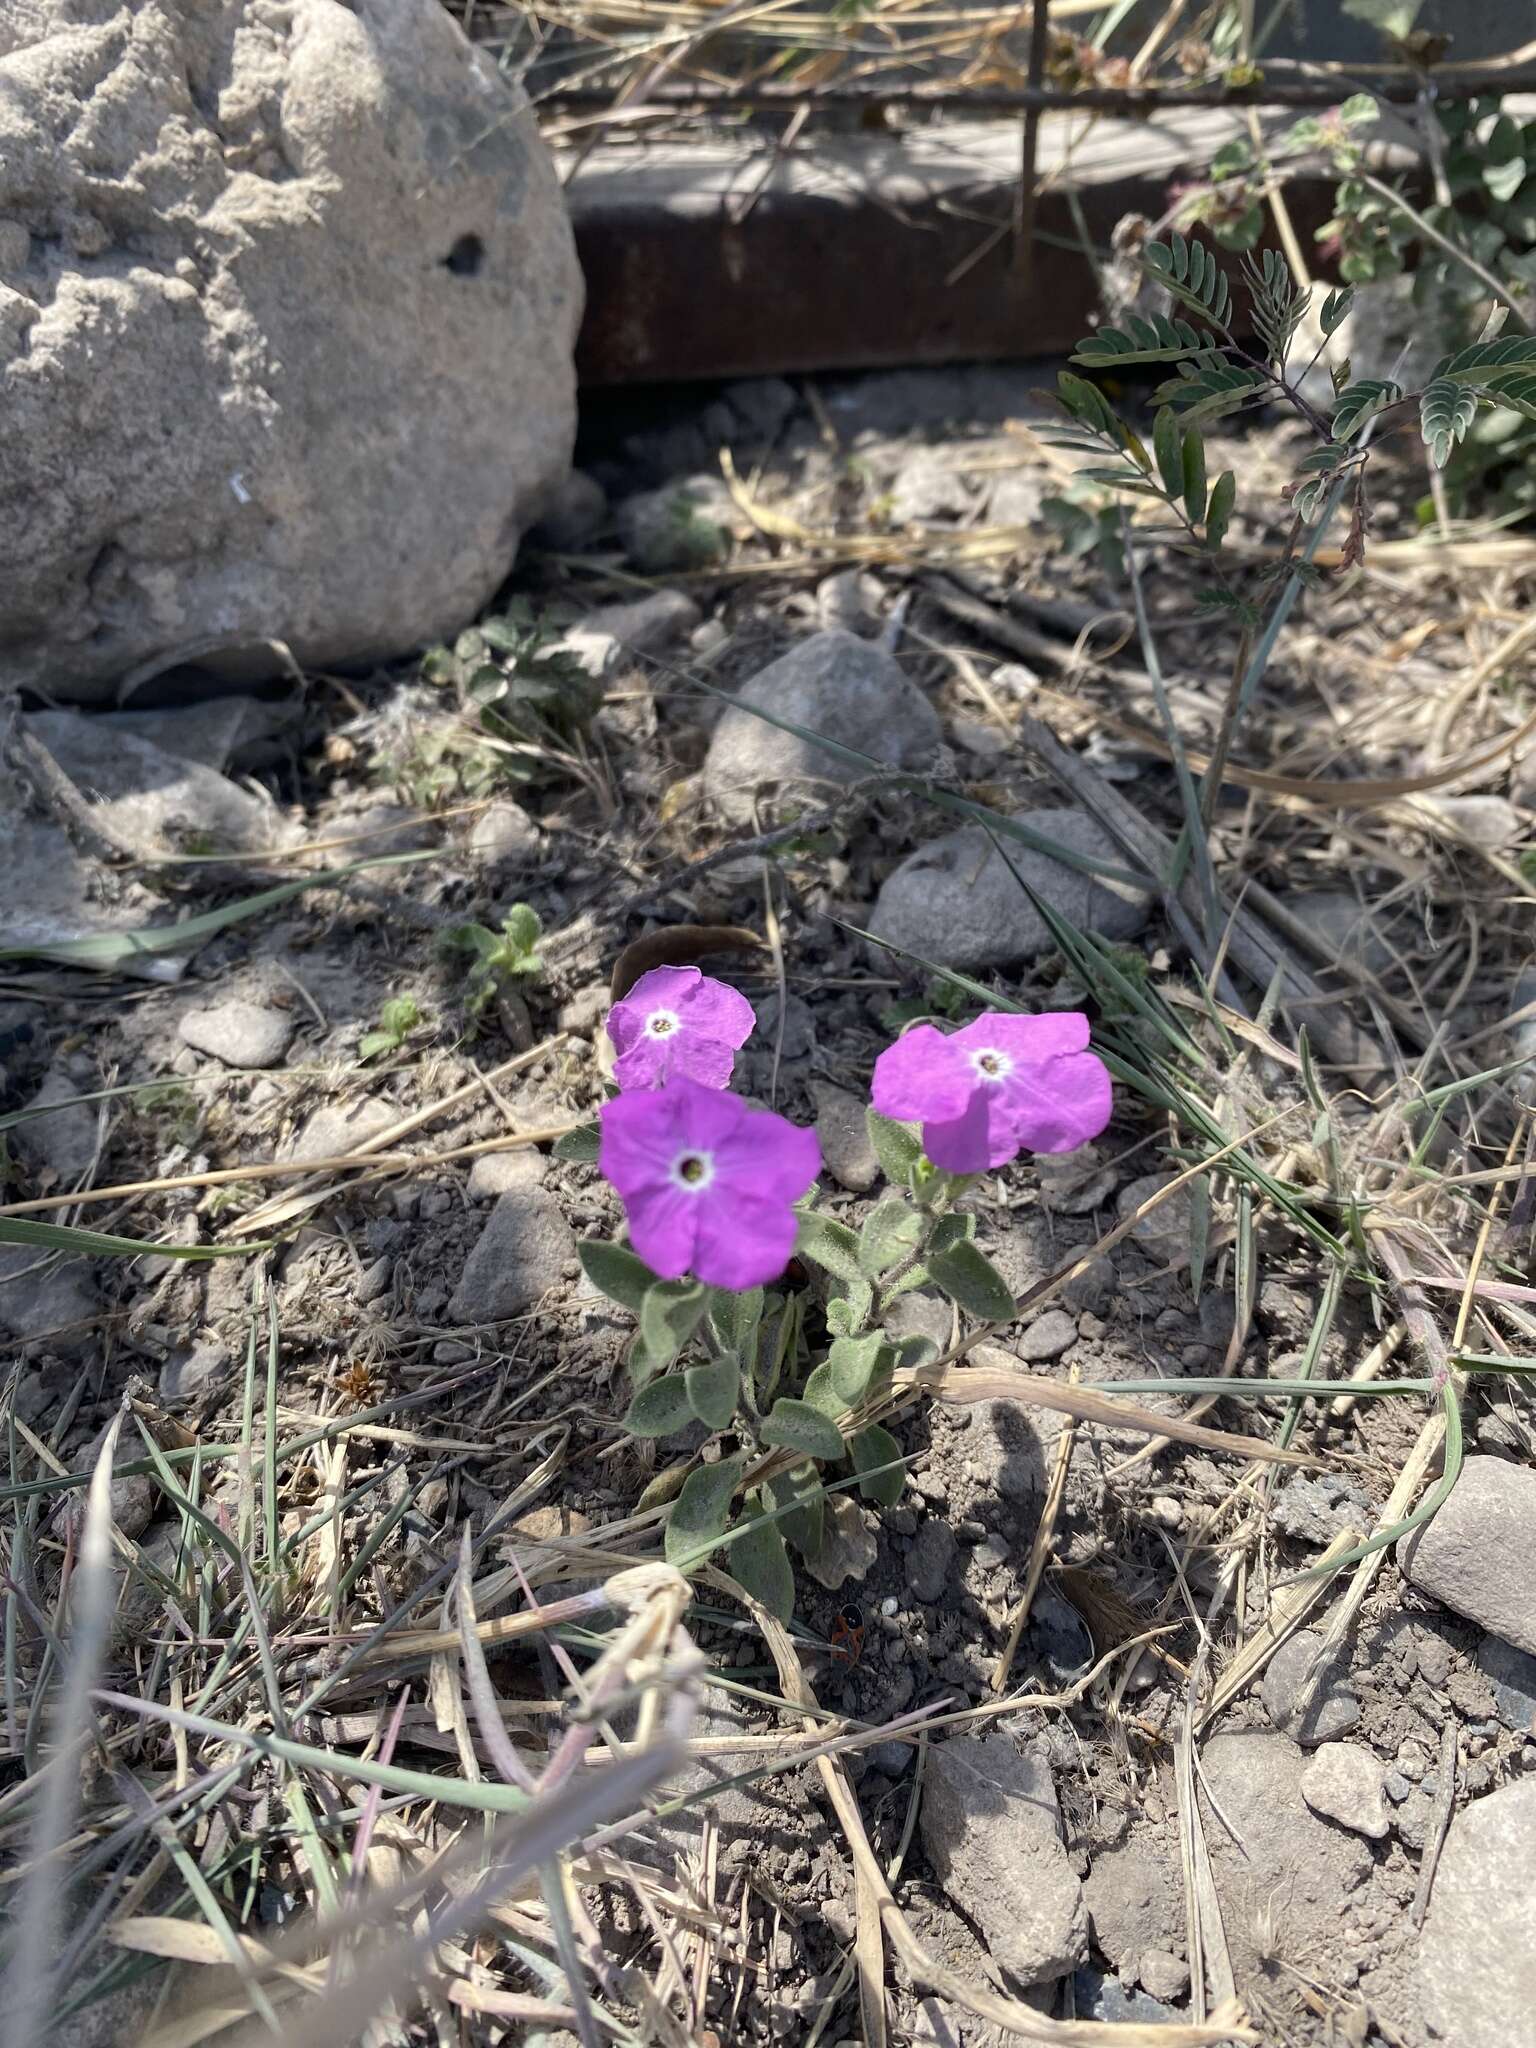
[919,1737,1088,1987]
[1399,1455,1536,1655]
[179,998,296,1070]
[1018,1309,1078,1363]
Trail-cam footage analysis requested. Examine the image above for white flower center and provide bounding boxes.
[645,1008,682,1039]
[969,1046,1014,1084]
[668,1148,716,1194]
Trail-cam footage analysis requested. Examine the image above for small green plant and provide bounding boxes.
[441,903,543,1022]
[358,995,421,1064]
[417,597,603,791]
[579,1106,1018,1616]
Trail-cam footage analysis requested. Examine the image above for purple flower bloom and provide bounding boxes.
[606,966,756,1092]
[600,1078,821,1289]
[871,1011,1111,1174]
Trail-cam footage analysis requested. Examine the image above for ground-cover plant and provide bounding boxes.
[576,969,1112,1616]
[357,992,421,1063]
[441,901,544,1029]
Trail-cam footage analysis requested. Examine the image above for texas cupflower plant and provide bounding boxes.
[568,966,1111,1618]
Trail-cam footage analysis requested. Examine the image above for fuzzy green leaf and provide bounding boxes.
[685,1355,741,1430]
[1152,407,1182,497]
[761,1398,845,1462]
[762,1463,825,1557]
[665,1454,746,1568]
[795,1212,864,1286]
[729,1502,795,1619]
[1153,362,1267,424]
[640,1280,708,1365]
[1319,285,1354,337]
[555,1121,601,1163]
[708,1285,764,1356]
[1071,313,1215,368]
[1330,378,1401,440]
[827,1332,889,1405]
[1181,427,1208,525]
[858,1197,925,1279]
[848,1424,906,1507]
[801,1360,843,1420]
[927,1241,1016,1322]
[577,1239,656,1312]
[623,1373,695,1437]
[1420,376,1479,469]
[865,1109,924,1189]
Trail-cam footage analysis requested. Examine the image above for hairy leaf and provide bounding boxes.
[761,1398,845,1463]
[858,1196,925,1278]
[865,1109,924,1188]
[665,1454,746,1568]
[577,1239,656,1312]
[623,1374,695,1437]
[729,1503,794,1620]
[827,1332,889,1405]
[686,1354,741,1430]
[640,1279,708,1365]
[795,1212,863,1286]
[848,1424,906,1507]
[708,1285,764,1357]
[762,1462,824,1557]
[927,1241,1016,1322]
[554,1120,601,1162]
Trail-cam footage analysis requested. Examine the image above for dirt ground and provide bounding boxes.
[5,364,1536,2048]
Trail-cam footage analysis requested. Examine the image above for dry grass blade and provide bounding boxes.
[1,1413,123,2048]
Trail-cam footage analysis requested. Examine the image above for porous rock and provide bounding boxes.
[466,1148,547,1199]
[2,0,581,701]
[284,1097,401,1165]
[1300,1742,1390,1840]
[1418,1778,1536,2048]
[919,1735,1088,1986]
[448,1184,574,1322]
[869,808,1149,972]
[703,630,941,823]
[1399,1455,1536,1656]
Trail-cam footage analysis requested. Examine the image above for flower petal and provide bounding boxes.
[624,1182,699,1280]
[952,1009,1091,1063]
[921,1089,998,1173]
[606,966,702,1056]
[693,1191,802,1289]
[676,974,756,1048]
[998,1049,1113,1154]
[711,1104,821,1207]
[612,1038,669,1091]
[599,1085,686,1199]
[871,1025,971,1125]
[663,1033,742,1090]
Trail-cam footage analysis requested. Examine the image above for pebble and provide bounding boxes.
[617,474,736,573]
[1018,1309,1077,1363]
[906,1518,959,1605]
[808,1082,880,1191]
[1061,1250,1117,1314]
[466,1148,548,1199]
[1415,793,1523,847]
[1300,1742,1390,1840]
[159,1336,231,1405]
[1136,1950,1190,2004]
[558,588,701,679]
[889,454,975,524]
[1419,1778,1536,2047]
[1261,1629,1362,1746]
[703,629,941,823]
[1072,1969,1177,2025]
[1271,1473,1374,1548]
[468,799,542,867]
[869,807,1150,972]
[867,1739,914,1777]
[447,1185,575,1323]
[919,1736,1087,1986]
[0,1245,100,1354]
[1115,1172,1193,1256]
[285,1097,400,1164]
[1274,891,1395,973]
[1401,1456,1536,1656]
[178,997,295,1070]
[1382,1769,1412,1803]
[816,568,883,636]
[355,1254,394,1305]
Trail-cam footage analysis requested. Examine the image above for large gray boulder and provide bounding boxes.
[0,0,582,701]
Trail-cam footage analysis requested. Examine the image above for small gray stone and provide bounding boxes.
[1419,1778,1536,2048]
[889,455,975,525]
[886,1291,952,1354]
[816,568,883,636]
[907,1518,959,1605]
[11,1064,99,1185]
[469,800,542,866]
[528,469,607,551]
[747,991,816,1066]
[1300,1742,1390,1839]
[618,475,735,573]
[1018,1309,1077,1363]
[1382,1769,1412,1803]
[448,1185,575,1323]
[559,588,701,679]
[809,1083,879,1192]
[179,999,295,1071]
[1400,1456,1536,1656]
[1115,1172,1194,1255]
[1136,1950,1190,2004]
[160,1336,231,1405]
[1261,1629,1361,1746]
[920,1736,1088,1986]
[1415,794,1523,847]
[355,1254,394,1305]
[1083,1828,1183,1968]
[285,1098,400,1164]
[1061,1251,1116,1315]
[467,1149,548,1200]
[868,1739,915,1777]
[987,470,1046,528]
[703,630,941,823]
[1476,1634,1536,1734]
[0,1245,99,1353]
[1271,1473,1373,1548]
[869,808,1150,972]
[1072,1969,1177,2025]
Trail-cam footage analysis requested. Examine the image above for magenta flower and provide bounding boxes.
[600,1078,821,1289]
[872,1011,1111,1174]
[606,966,756,1092]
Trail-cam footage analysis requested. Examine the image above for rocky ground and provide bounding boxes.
[4,366,1536,2047]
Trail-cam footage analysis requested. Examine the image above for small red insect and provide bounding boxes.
[829,1603,866,1669]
